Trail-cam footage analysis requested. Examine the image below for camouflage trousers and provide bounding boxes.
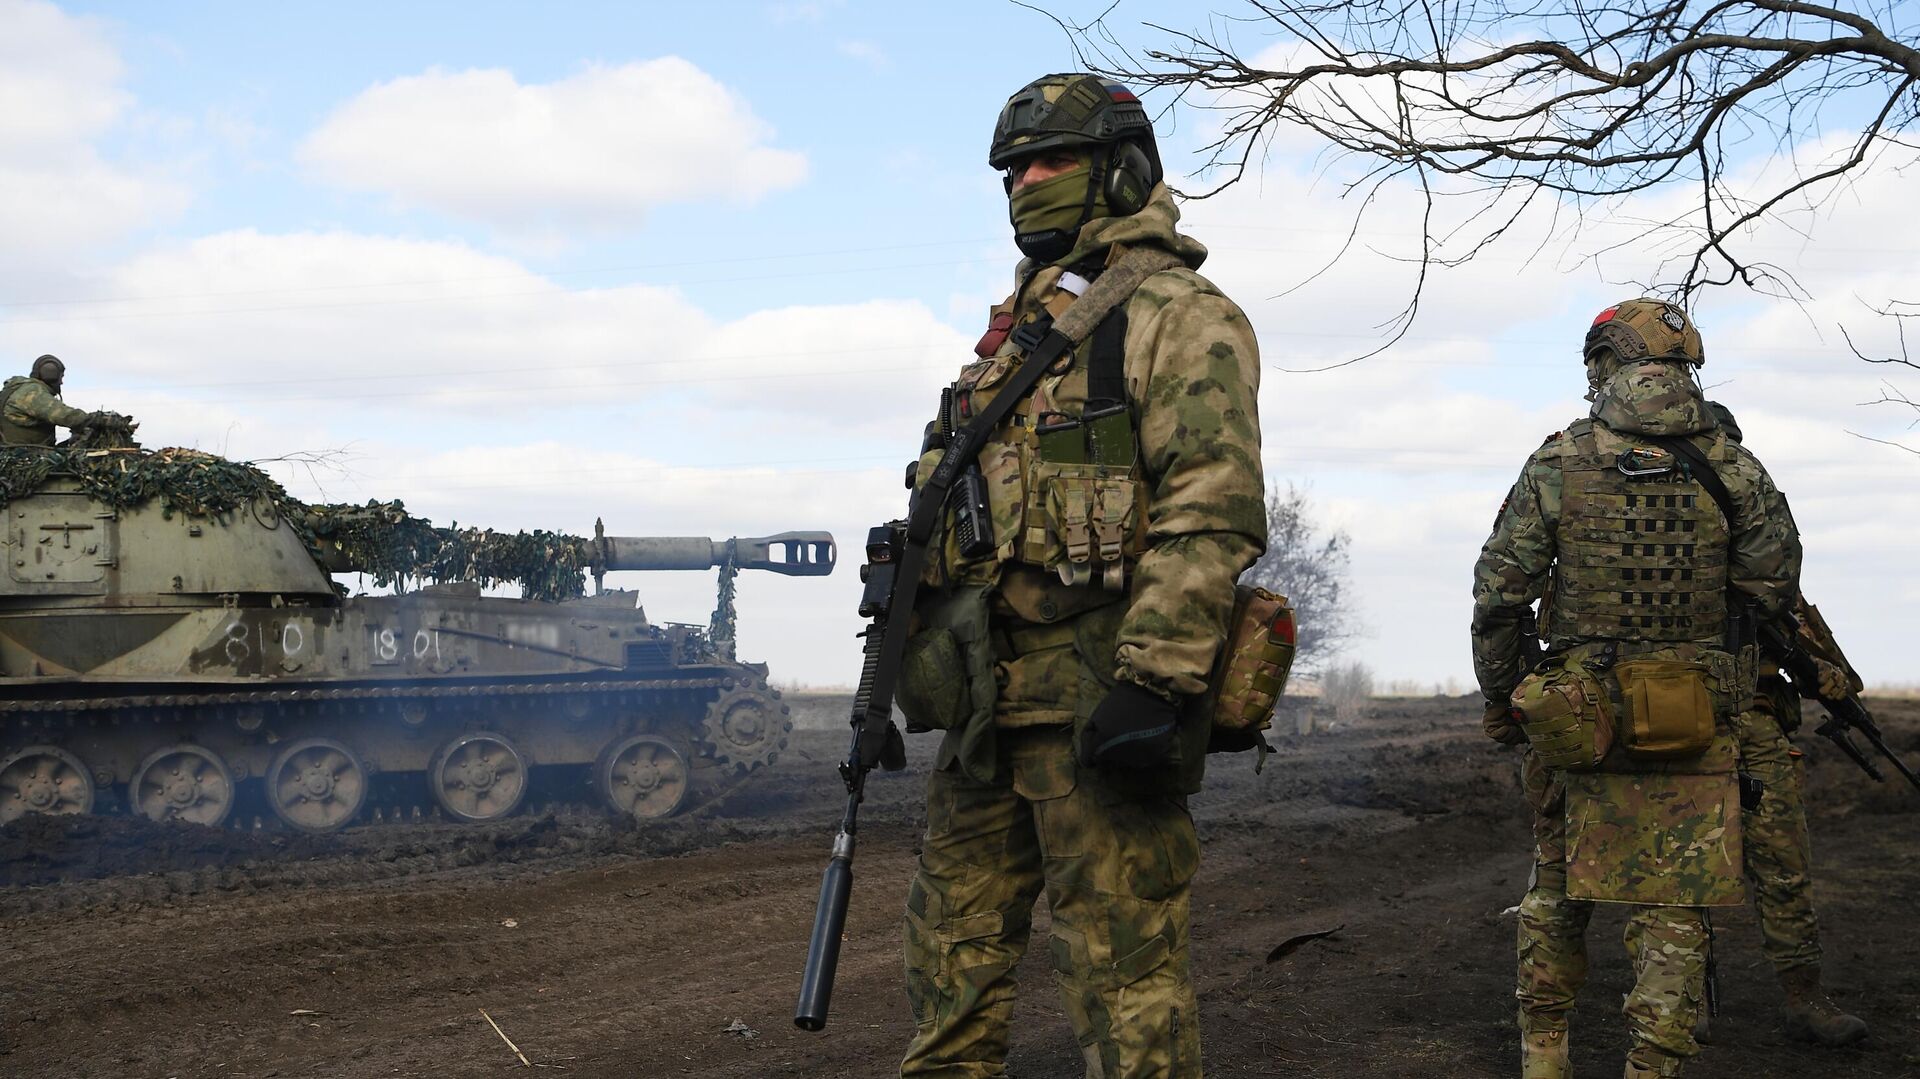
[901,725,1202,1078]
[1730,708,1821,974]
[1518,753,1706,1069]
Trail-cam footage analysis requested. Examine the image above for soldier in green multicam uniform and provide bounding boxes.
[1472,299,1802,1079]
[893,74,1265,1078]
[0,355,118,446]
[1695,402,1868,1049]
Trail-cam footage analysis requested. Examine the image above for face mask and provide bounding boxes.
[1008,158,1109,263]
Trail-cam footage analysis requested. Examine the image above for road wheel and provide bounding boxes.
[427,731,529,823]
[129,744,236,827]
[0,745,94,826]
[266,737,368,834]
[595,734,690,820]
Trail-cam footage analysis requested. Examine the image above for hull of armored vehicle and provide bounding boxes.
[0,473,831,832]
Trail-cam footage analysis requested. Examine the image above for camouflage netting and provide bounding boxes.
[304,500,590,602]
[0,445,592,601]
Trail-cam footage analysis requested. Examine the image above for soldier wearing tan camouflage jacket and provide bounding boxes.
[0,355,102,446]
[1471,299,1802,1079]
[894,74,1265,1078]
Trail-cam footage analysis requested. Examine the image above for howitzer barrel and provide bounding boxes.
[593,531,836,576]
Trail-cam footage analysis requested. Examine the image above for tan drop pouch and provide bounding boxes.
[1203,585,1297,755]
[1613,658,1715,760]
[1509,657,1614,771]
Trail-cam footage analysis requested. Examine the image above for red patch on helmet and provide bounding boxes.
[1104,84,1138,102]
[1590,306,1619,327]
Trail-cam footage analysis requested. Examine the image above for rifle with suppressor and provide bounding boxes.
[1755,604,1920,795]
[792,248,1180,1031]
[793,322,1080,1031]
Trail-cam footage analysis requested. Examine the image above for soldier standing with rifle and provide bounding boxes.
[1692,402,1872,1048]
[795,73,1266,1077]
[1473,299,1801,1079]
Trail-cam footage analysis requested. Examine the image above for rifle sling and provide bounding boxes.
[855,247,1184,748]
[1640,432,1738,527]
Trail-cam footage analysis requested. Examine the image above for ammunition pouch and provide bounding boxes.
[1200,586,1297,755]
[1612,657,1716,760]
[1029,460,1145,590]
[1510,655,1615,771]
[896,586,996,735]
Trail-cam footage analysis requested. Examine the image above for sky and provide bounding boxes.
[3,0,1916,691]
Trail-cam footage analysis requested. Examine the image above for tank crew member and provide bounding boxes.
[1473,299,1802,1078]
[895,74,1266,1077]
[0,355,118,446]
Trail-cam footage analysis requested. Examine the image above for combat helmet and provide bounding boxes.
[1584,299,1705,367]
[30,354,65,390]
[990,74,1163,261]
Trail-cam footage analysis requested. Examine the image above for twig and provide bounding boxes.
[480,1008,533,1068]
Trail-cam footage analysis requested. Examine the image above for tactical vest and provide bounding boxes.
[925,266,1151,595]
[1551,419,1731,643]
[0,378,55,446]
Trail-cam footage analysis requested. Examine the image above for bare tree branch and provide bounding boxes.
[1064,0,1919,314]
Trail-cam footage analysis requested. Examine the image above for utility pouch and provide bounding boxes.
[896,586,995,734]
[1613,657,1715,760]
[1201,586,1297,758]
[1510,656,1615,771]
[1036,412,1085,464]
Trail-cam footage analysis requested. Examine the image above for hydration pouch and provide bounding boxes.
[1509,656,1615,771]
[1202,586,1297,758]
[1613,657,1716,760]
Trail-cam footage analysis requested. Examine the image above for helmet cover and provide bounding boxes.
[1584,299,1705,367]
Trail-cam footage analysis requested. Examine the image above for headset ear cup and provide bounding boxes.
[1104,141,1155,216]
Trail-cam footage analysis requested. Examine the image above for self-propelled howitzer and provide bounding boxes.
[0,453,834,832]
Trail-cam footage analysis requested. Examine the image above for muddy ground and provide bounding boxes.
[3,696,1917,1078]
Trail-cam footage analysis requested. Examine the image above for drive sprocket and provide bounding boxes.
[696,684,791,773]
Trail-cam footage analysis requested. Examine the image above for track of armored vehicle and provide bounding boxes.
[0,446,834,833]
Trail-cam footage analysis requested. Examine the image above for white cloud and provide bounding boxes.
[0,0,186,264]
[298,59,808,235]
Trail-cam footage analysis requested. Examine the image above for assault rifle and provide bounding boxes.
[792,246,1176,1032]
[793,522,909,1031]
[794,326,1078,1031]
[1755,605,1920,795]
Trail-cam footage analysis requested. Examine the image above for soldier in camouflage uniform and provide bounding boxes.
[0,355,116,446]
[893,74,1265,1078]
[1472,299,1802,1078]
[1696,402,1868,1048]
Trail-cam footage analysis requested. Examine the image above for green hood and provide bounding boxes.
[1030,183,1208,272]
[1591,360,1715,437]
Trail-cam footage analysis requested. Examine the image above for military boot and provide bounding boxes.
[1779,965,1868,1046]
[1622,1046,1685,1078]
[1521,1028,1570,1079]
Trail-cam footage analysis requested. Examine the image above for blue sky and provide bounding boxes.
[5,0,1916,689]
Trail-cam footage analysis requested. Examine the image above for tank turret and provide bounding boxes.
[0,445,835,833]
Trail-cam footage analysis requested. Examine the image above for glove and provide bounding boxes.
[1077,682,1181,770]
[1483,699,1528,745]
[1813,659,1851,701]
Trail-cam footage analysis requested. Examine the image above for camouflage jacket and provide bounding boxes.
[1470,360,1801,702]
[0,376,90,445]
[919,185,1267,700]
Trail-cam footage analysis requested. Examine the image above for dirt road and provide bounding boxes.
[3,697,1917,1077]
